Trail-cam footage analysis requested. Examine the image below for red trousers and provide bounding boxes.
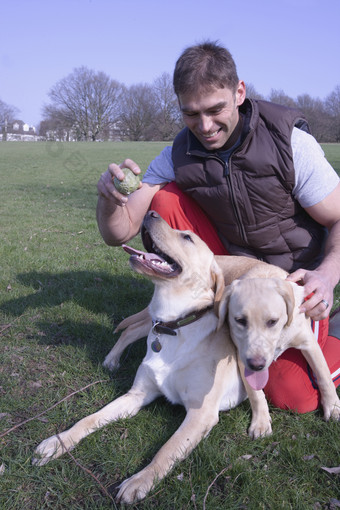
[151,183,340,413]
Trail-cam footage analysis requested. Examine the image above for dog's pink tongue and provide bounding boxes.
[123,244,148,257]
[122,244,154,260]
[244,367,269,391]
[122,244,166,263]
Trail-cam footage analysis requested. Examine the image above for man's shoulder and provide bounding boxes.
[291,128,339,207]
[291,127,323,156]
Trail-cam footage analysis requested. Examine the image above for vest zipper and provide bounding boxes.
[227,155,264,260]
[187,150,248,245]
[221,156,248,245]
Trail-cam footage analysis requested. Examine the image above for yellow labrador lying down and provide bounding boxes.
[217,264,340,422]
[105,244,340,428]
[33,211,267,504]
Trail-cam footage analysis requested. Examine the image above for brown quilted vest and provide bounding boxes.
[172,99,327,272]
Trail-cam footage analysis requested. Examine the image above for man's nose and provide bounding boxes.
[198,114,213,133]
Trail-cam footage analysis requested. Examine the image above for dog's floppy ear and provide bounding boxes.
[211,258,225,309]
[216,283,234,330]
[275,279,295,326]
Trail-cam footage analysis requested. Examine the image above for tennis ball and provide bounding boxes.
[113,168,141,195]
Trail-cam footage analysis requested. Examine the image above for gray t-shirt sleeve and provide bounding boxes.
[142,145,175,184]
[292,127,339,208]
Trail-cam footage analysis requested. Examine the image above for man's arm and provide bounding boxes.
[287,182,340,320]
[96,159,163,246]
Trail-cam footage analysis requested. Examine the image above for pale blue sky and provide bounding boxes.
[1,0,339,127]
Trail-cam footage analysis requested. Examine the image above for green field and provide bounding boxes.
[1,141,340,509]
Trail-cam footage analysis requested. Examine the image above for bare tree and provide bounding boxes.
[43,67,123,141]
[245,83,265,100]
[152,73,183,140]
[40,104,75,140]
[325,85,340,142]
[268,89,297,108]
[295,94,332,142]
[118,83,157,141]
[0,98,19,140]
[118,75,182,141]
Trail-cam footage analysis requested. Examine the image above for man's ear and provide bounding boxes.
[236,80,246,106]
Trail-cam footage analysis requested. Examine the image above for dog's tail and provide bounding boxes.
[114,307,151,333]
[103,307,152,371]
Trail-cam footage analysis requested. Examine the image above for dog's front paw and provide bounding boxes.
[248,415,272,439]
[103,353,120,371]
[32,433,72,466]
[116,469,154,504]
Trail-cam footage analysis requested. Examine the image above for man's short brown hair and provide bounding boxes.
[173,41,239,97]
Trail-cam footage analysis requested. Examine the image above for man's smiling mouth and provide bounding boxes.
[203,128,222,139]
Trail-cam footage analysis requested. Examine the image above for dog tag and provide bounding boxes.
[151,337,162,353]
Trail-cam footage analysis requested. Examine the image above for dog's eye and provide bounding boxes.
[235,317,247,327]
[182,234,194,243]
[266,319,278,328]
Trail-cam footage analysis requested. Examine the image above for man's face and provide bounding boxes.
[178,82,246,151]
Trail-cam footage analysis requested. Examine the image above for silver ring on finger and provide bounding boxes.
[321,299,329,310]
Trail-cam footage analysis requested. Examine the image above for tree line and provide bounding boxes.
[246,83,340,143]
[40,68,183,142]
[1,66,340,143]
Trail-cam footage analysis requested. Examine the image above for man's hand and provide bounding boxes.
[286,268,334,321]
[97,159,142,206]
[296,184,340,320]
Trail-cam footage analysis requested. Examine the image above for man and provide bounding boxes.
[97,41,340,413]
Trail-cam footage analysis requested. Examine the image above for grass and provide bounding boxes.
[0,141,340,510]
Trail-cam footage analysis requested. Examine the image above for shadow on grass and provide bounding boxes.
[1,269,153,365]
[4,270,153,316]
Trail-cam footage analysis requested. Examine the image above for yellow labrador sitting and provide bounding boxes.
[218,264,340,425]
[33,211,265,504]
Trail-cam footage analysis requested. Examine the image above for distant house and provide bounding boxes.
[0,119,39,141]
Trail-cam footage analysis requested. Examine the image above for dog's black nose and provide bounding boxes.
[247,357,266,371]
